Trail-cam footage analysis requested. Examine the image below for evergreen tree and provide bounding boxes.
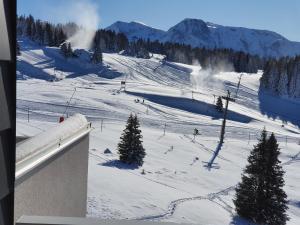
[16,42,21,56]
[60,42,73,58]
[117,114,146,166]
[25,15,34,38]
[91,47,102,64]
[116,33,129,52]
[234,129,288,225]
[44,23,54,46]
[261,56,300,98]
[234,129,268,222]
[67,42,73,57]
[216,96,223,112]
[57,28,66,46]
[262,133,288,225]
[60,42,68,57]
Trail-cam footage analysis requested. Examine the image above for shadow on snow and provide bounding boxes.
[17,39,123,80]
[258,89,300,127]
[126,91,253,124]
[99,159,139,170]
[230,216,257,225]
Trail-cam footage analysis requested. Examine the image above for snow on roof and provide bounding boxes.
[16,114,89,163]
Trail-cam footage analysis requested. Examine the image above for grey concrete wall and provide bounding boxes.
[14,134,89,223]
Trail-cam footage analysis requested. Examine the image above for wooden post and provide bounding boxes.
[248,132,250,145]
[220,90,235,143]
[235,74,243,98]
[163,123,166,135]
[101,119,103,132]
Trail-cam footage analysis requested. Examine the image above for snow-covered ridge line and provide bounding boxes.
[16,114,91,181]
[106,18,300,58]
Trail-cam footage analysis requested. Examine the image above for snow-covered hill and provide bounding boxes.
[106,18,300,58]
[106,21,165,42]
[17,38,300,225]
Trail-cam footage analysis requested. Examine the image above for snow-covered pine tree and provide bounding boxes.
[116,32,129,52]
[60,42,68,57]
[269,63,280,94]
[91,47,103,64]
[118,114,146,166]
[67,42,73,57]
[288,56,300,98]
[277,58,289,96]
[25,15,34,38]
[216,96,223,112]
[262,133,288,225]
[35,20,44,44]
[277,72,289,96]
[234,129,268,222]
[234,129,289,225]
[260,59,273,89]
[261,56,300,98]
[44,23,53,46]
[60,42,74,58]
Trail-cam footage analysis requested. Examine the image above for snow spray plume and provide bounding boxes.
[190,59,233,91]
[64,1,99,50]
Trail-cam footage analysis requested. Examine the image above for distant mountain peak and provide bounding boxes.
[106,21,165,41]
[106,18,300,58]
[131,21,148,26]
[168,18,210,35]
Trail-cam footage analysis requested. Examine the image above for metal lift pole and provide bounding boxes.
[220,90,235,143]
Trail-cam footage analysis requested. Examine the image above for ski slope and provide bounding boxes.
[17,38,300,225]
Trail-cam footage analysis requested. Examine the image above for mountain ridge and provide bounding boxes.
[106,18,300,58]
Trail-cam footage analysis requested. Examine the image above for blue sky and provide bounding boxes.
[18,0,300,41]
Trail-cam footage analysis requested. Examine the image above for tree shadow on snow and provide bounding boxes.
[230,216,257,225]
[17,60,54,81]
[289,199,300,208]
[99,160,139,170]
[126,91,253,124]
[258,89,300,128]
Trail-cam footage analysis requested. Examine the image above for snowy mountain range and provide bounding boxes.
[106,18,300,58]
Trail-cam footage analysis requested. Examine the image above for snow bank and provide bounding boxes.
[16,114,89,162]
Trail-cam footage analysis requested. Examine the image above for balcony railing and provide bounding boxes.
[17,215,192,225]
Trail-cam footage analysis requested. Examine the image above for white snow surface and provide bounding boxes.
[17,38,300,225]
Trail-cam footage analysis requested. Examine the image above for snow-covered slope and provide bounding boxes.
[106,18,300,58]
[17,39,300,225]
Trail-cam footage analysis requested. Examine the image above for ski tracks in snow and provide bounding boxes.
[282,150,300,166]
[135,149,300,222]
[134,185,236,221]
